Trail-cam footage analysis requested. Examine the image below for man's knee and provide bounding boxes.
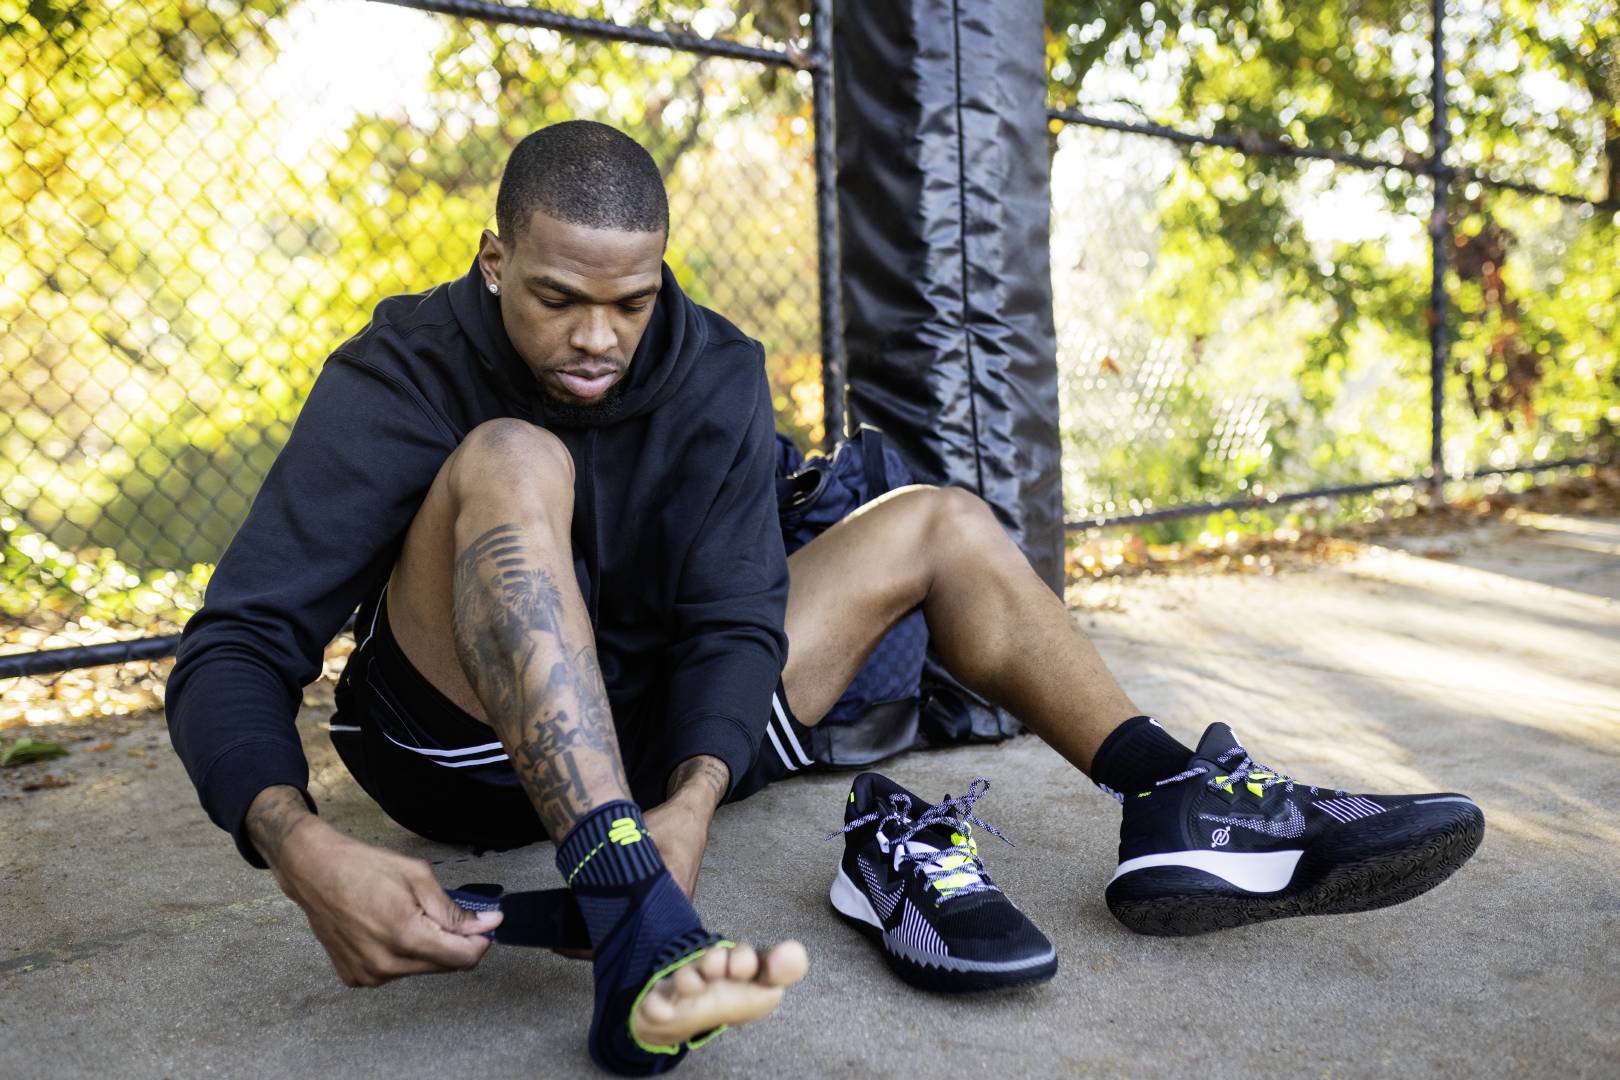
[921,484,1005,549]
[447,419,574,512]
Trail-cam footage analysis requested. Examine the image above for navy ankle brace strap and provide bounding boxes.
[448,883,591,950]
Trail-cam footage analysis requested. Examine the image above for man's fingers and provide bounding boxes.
[355,947,468,985]
[397,915,496,971]
[411,872,503,937]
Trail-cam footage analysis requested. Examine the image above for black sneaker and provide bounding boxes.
[829,772,1057,993]
[1106,722,1485,936]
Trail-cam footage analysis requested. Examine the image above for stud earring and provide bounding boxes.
[487,281,500,295]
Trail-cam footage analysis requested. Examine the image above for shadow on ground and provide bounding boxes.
[4,517,1617,1079]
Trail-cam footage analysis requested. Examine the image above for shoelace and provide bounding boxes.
[1155,745,1343,798]
[829,777,1013,901]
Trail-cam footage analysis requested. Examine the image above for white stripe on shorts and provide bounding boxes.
[356,584,387,653]
[766,722,798,771]
[379,727,508,763]
[773,693,814,767]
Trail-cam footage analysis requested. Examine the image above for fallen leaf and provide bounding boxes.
[1,738,70,767]
[85,741,115,753]
[22,773,73,791]
[126,747,146,758]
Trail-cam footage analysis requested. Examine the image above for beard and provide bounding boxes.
[537,370,630,427]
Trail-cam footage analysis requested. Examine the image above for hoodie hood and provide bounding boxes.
[448,258,705,428]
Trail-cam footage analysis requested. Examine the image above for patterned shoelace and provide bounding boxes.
[1156,745,1343,798]
[831,777,1013,901]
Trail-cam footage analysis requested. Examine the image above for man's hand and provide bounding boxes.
[645,755,729,900]
[246,785,502,987]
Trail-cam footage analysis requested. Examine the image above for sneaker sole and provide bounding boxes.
[1105,799,1485,936]
[829,866,1058,994]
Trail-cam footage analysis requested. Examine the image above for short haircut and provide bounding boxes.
[495,120,669,241]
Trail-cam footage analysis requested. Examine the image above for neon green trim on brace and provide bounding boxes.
[628,939,737,1056]
[685,1023,730,1050]
[609,817,644,846]
[567,841,606,884]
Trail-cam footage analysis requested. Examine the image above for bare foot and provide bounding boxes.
[632,941,809,1048]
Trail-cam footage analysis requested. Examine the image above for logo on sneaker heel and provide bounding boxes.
[1210,827,1231,848]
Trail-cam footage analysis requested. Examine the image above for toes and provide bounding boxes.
[725,943,759,983]
[694,946,731,983]
[638,991,676,1025]
[759,941,809,988]
[672,963,708,999]
[631,941,805,1051]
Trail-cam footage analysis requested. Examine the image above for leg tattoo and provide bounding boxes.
[452,523,629,836]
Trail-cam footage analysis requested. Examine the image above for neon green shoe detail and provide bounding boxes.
[609,817,644,846]
[931,852,978,895]
[628,940,737,1056]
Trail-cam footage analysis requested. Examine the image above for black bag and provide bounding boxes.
[775,426,927,765]
[774,426,1021,764]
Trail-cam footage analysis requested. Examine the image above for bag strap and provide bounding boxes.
[859,426,891,498]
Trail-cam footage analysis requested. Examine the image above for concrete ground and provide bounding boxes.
[3,512,1617,1079]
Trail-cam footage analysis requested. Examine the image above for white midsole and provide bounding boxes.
[1109,849,1305,894]
[829,865,884,928]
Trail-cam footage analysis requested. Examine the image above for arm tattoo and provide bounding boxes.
[451,523,629,837]
[667,755,730,808]
[245,785,312,866]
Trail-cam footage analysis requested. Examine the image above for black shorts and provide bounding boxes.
[329,589,817,850]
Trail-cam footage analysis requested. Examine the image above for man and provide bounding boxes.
[168,121,1483,1075]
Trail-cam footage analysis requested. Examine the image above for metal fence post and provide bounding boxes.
[1428,0,1451,505]
[810,0,846,449]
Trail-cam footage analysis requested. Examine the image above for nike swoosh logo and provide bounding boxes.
[1198,800,1306,839]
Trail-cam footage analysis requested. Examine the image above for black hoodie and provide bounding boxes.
[166,260,789,865]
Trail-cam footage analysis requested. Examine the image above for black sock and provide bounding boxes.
[1090,716,1194,802]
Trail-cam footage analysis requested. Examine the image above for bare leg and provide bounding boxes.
[387,419,803,1039]
[782,485,1139,775]
[443,430,631,835]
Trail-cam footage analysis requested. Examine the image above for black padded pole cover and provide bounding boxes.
[831,0,1064,590]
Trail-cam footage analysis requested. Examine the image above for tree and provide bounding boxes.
[1,0,825,611]
[1045,0,1617,524]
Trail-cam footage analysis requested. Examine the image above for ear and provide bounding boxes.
[476,229,504,289]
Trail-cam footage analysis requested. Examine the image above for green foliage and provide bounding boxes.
[2,0,823,631]
[1,514,205,627]
[1047,0,1618,525]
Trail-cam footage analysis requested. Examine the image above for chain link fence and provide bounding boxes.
[1,0,829,721]
[5,0,1616,723]
[1047,0,1618,536]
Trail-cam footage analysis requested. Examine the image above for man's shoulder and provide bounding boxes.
[332,281,461,371]
[689,301,765,367]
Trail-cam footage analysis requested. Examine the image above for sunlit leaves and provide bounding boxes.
[1046,0,1617,533]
